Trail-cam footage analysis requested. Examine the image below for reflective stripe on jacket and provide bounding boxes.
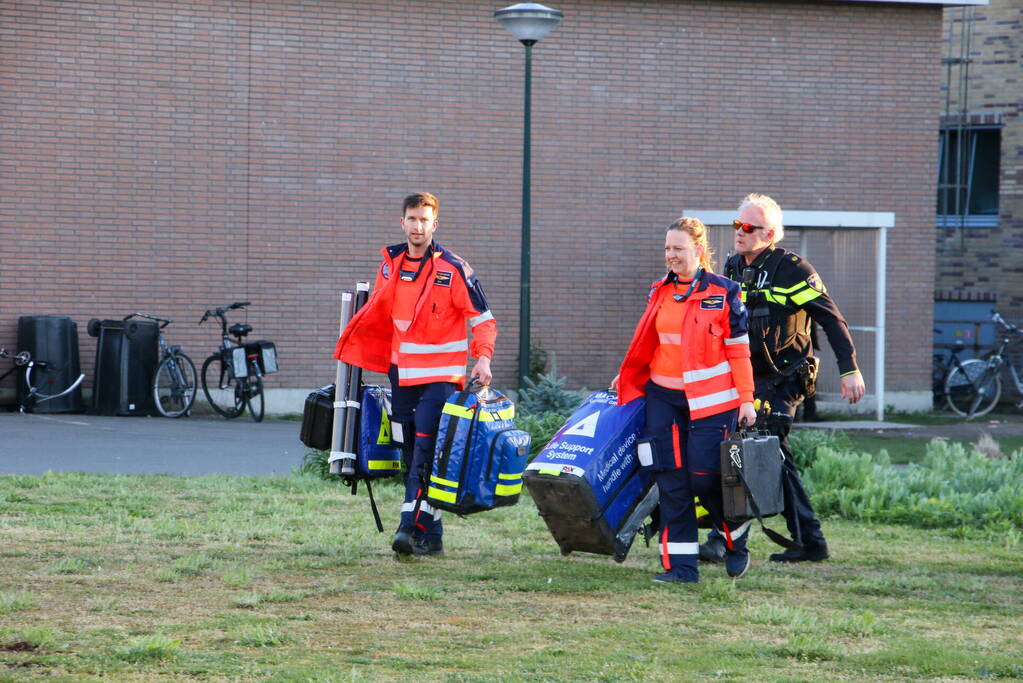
[334,241,497,388]
[617,271,754,419]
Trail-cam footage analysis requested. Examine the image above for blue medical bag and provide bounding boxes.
[356,385,402,478]
[523,391,658,562]
[426,385,531,515]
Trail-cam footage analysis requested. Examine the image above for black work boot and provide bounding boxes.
[699,534,726,564]
[391,528,416,557]
[770,541,830,563]
[412,537,444,557]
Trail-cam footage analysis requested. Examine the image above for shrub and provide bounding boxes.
[806,440,1023,531]
[517,411,571,459]
[517,370,588,417]
[788,428,850,470]
[298,449,331,480]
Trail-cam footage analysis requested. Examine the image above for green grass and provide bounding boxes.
[0,470,1020,681]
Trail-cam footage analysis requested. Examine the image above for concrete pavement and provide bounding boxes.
[0,411,306,476]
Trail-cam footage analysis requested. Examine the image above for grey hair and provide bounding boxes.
[738,193,785,243]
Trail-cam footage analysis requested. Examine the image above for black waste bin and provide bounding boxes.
[15,315,85,414]
[88,317,160,416]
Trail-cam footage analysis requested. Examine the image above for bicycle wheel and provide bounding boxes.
[245,375,265,423]
[153,352,197,418]
[201,354,244,419]
[945,359,1002,418]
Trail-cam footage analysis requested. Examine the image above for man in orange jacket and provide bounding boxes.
[334,192,497,557]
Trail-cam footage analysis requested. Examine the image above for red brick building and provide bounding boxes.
[937,1,1021,312]
[0,0,964,414]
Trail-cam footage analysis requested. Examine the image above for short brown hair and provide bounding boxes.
[403,192,438,216]
[666,216,714,273]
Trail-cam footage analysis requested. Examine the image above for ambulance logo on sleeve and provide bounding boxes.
[564,411,600,438]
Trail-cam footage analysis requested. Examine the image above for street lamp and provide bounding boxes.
[494,2,563,388]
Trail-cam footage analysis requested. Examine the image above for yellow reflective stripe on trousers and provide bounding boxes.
[441,404,515,421]
[367,460,401,470]
[498,471,522,480]
[428,486,457,503]
[790,287,823,306]
[495,482,522,496]
[430,474,458,488]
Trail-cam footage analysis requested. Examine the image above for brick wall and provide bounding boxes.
[937,1,1023,314]
[0,0,942,403]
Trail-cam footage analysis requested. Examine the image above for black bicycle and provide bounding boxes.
[0,347,85,413]
[122,313,198,418]
[932,330,971,410]
[199,302,273,422]
[944,311,1023,419]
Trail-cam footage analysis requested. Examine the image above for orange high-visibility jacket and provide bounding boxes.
[617,270,754,419]
[334,242,496,388]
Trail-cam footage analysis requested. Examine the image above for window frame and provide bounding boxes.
[936,124,1001,228]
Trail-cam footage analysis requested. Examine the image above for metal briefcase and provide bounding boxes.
[720,431,784,522]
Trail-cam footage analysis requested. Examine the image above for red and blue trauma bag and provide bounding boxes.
[356,385,402,478]
[426,385,531,515]
[523,391,657,562]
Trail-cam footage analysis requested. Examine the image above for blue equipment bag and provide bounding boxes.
[356,385,402,479]
[523,391,658,563]
[426,385,531,515]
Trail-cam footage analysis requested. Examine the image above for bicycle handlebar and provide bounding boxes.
[200,302,251,326]
[991,311,1020,334]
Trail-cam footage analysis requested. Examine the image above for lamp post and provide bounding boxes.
[494,2,563,388]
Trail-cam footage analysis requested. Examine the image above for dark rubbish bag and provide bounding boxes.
[523,391,657,563]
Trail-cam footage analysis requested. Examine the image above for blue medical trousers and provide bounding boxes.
[643,381,737,581]
[388,365,456,543]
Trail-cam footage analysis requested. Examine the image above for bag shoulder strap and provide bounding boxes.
[729,452,799,550]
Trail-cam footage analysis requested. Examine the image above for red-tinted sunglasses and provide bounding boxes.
[732,220,766,233]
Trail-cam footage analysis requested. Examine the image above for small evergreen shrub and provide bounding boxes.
[517,411,571,459]
[517,371,588,417]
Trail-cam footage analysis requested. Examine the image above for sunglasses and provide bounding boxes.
[732,220,766,233]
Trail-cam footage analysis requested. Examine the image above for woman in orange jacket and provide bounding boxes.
[612,216,756,583]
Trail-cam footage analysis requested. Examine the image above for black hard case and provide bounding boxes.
[526,474,659,563]
[300,384,334,450]
[720,432,785,522]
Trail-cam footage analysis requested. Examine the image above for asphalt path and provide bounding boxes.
[0,412,305,476]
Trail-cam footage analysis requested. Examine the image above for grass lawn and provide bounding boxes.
[1,471,1021,682]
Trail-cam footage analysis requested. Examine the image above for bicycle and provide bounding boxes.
[932,330,971,409]
[944,311,1023,418]
[199,301,268,422]
[0,347,85,413]
[121,313,197,418]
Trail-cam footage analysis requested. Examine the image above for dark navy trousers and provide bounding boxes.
[388,366,456,542]
[755,375,826,547]
[642,381,737,581]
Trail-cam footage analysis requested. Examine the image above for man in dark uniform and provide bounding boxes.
[701,193,865,563]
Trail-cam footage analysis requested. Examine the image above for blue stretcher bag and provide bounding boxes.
[356,385,402,479]
[426,385,531,515]
[523,391,658,562]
